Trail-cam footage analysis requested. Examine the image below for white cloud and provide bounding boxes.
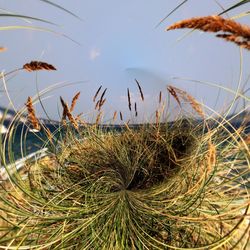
[89,48,101,61]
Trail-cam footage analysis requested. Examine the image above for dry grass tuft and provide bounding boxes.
[23,61,56,72]
[167,15,250,49]
[25,96,40,131]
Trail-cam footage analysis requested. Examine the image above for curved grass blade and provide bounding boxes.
[0,25,81,45]
[0,14,58,26]
[219,0,250,15]
[155,0,188,28]
[38,0,82,20]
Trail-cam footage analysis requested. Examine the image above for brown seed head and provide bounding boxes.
[134,102,138,117]
[70,92,81,112]
[135,79,144,101]
[0,47,7,52]
[167,16,250,50]
[167,86,181,107]
[95,100,100,110]
[25,96,40,131]
[113,111,117,121]
[100,88,107,103]
[93,85,102,102]
[217,33,250,50]
[159,91,162,104]
[95,111,103,125]
[168,86,204,118]
[119,111,123,121]
[127,88,132,111]
[60,97,79,130]
[23,61,56,72]
[167,16,250,36]
[98,98,106,111]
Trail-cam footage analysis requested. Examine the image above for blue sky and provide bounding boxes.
[0,0,249,122]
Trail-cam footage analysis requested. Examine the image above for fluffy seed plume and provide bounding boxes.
[70,92,81,112]
[60,97,78,130]
[167,86,181,107]
[167,15,250,50]
[127,88,132,111]
[23,61,56,72]
[135,79,144,101]
[25,97,40,131]
[93,85,102,102]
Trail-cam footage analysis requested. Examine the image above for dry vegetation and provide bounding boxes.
[0,4,249,249]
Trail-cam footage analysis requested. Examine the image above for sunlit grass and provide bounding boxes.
[0,1,249,249]
[0,84,249,249]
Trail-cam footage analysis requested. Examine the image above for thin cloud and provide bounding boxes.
[89,48,101,61]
